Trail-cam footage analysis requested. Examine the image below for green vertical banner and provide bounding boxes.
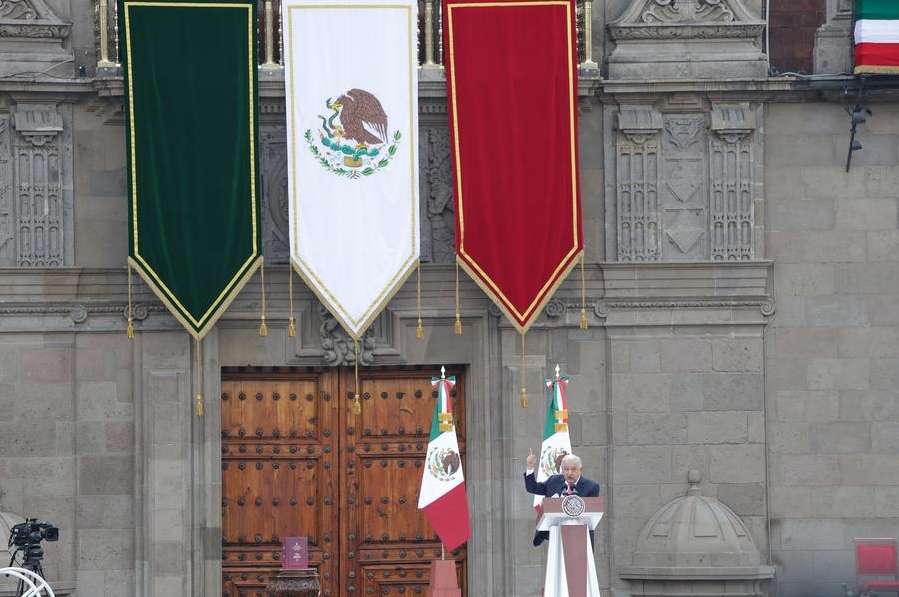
[120,0,262,339]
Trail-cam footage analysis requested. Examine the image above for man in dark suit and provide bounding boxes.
[524,449,600,547]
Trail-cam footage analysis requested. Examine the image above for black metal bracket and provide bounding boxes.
[846,76,871,172]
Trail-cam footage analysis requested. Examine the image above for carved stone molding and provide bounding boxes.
[13,105,62,141]
[617,105,663,144]
[710,102,755,142]
[607,0,767,80]
[85,96,125,125]
[0,0,73,77]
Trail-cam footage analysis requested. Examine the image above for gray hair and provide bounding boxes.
[561,454,582,468]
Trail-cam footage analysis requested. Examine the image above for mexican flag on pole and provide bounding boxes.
[418,371,471,551]
[855,0,899,74]
[534,372,572,511]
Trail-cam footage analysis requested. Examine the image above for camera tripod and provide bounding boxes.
[8,543,46,597]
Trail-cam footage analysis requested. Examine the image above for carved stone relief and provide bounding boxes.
[709,103,754,260]
[422,126,455,264]
[610,102,759,262]
[616,106,662,261]
[0,0,73,78]
[11,104,65,266]
[607,0,767,79]
[662,115,707,260]
[0,115,12,265]
[318,303,376,366]
[260,127,290,264]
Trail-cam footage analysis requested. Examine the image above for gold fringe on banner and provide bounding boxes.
[126,262,135,339]
[353,340,362,415]
[579,252,588,330]
[258,257,268,336]
[195,336,204,416]
[454,261,462,334]
[520,331,527,408]
[287,267,296,338]
[416,262,424,340]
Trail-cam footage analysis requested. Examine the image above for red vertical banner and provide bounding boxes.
[444,0,583,333]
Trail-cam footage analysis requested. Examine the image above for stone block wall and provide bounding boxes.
[765,100,899,597]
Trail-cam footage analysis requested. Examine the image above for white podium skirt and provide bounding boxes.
[544,520,601,597]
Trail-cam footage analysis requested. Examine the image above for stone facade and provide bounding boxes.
[0,1,896,597]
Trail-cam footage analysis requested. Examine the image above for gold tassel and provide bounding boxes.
[258,257,268,336]
[416,263,424,340]
[126,263,134,339]
[454,262,462,334]
[520,332,527,408]
[287,266,296,338]
[579,252,588,330]
[353,340,362,415]
[195,336,204,417]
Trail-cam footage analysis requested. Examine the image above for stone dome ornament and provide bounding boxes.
[618,470,775,597]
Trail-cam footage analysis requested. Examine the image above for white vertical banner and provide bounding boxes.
[283,0,419,339]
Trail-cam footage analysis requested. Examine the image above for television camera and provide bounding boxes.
[7,518,58,596]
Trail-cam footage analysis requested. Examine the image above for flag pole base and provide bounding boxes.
[427,559,461,597]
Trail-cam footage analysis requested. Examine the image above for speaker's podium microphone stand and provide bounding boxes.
[537,496,604,597]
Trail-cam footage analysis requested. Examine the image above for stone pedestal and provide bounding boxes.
[427,560,461,597]
[266,569,321,597]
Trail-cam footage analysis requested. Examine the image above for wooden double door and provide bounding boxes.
[221,367,467,597]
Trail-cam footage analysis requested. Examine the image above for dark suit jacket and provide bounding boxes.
[524,472,600,547]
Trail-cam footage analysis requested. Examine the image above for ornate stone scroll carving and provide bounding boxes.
[12,104,64,266]
[607,0,767,79]
[318,303,375,366]
[709,103,754,260]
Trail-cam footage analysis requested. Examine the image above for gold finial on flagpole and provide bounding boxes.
[437,365,454,431]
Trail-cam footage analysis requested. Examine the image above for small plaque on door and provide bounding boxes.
[282,537,309,569]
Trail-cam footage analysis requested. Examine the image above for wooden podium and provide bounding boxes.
[536,496,604,597]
